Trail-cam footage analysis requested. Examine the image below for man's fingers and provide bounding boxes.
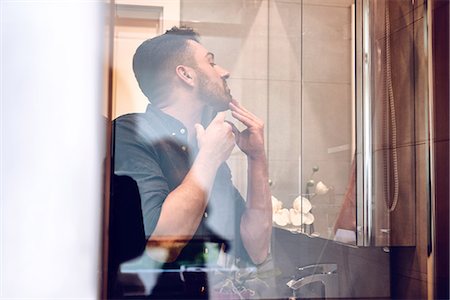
[230,99,258,119]
[229,103,259,126]
[195,123,205,139]
[229,101,250,117]
[225,121,241,136]
[212,111,226,123]
[231,110,255,128]
[225,121,240,145]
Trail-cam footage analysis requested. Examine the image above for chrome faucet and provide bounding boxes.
[286,263,338,298]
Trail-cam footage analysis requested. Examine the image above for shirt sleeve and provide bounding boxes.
[113,115,169,238]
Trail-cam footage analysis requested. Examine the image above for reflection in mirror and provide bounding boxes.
[110,1,274,298]
[108,0,359,299]
[269,0,357,245]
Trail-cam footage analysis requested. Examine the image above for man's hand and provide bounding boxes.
[229,100,271,264]
[195,112,236,166]
[229,99,265,160]
[148,112,236,263]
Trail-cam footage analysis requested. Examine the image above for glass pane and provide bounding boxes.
[300,0,356,243]
[369,0,418,246]
[107,0,407,299]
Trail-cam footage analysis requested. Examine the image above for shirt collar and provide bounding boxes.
[146,104,189,142]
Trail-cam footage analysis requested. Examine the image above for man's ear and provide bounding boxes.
[176,65,195,86]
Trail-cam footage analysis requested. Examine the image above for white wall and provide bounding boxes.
[1,1,106,298]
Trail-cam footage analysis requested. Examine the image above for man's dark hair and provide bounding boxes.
[132,27,200,103]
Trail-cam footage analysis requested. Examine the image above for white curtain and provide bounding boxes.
[1,1,106,298]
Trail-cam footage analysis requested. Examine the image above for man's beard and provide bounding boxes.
[197,71,232,112]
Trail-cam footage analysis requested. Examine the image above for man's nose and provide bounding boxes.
[215,64,230,79]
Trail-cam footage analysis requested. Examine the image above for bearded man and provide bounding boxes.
[113,27,272,299]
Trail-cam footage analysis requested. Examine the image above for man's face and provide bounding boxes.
[189,41,232,111]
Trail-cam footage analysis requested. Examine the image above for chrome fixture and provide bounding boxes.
[287,263,339,298]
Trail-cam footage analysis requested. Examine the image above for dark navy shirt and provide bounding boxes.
[113,104,250,268]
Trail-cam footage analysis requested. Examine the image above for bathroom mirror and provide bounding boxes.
[172,0,358,244]
[110,0,426,256]
[264,0,357,244]
[111,0,359,246]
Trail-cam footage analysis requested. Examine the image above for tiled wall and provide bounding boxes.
[180,1,395,298]
[391,1,450,297]
[182,0,355,238]
[267,0,302,211]
[370,0,430,298]
[373,0,448,298]
[181,0,270,196]
[300,0,354,237]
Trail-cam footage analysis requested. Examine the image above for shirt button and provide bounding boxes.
[171,132,176,136]
[181,145,187,151]
[204,212,208,218]
[180,128,186,134]
[204,247,208,254]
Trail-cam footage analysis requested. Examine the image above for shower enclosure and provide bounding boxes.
[108,0,432,298]
[358,0,429,248]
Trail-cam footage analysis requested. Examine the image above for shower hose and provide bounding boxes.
[384,2,400,212]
